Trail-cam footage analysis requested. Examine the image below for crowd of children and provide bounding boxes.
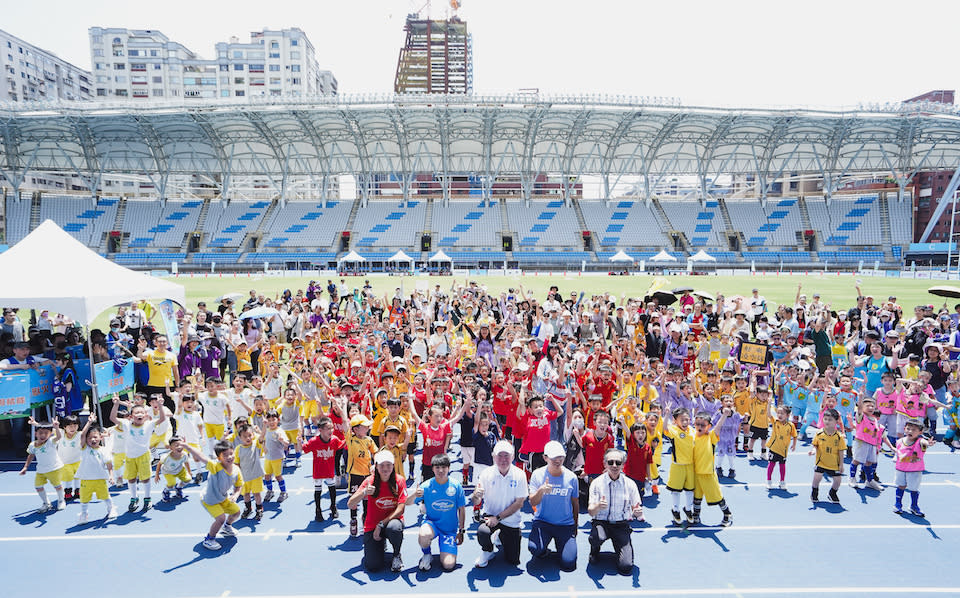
[16,281,952,564]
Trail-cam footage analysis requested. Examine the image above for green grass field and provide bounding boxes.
[160,271,945,315]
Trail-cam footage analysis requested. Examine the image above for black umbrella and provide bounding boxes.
[671,286,694,294]
[646,290,677,306]
[928,285,960,299]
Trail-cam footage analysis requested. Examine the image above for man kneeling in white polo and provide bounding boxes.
[472,440,528,568]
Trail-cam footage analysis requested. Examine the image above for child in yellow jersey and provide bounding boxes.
[234,341,255,379]
[379,424,406,478]
[747,385,773,460]
[644,407,664,495]
[372,396,408,450]
[903,355,921,380]
[691,408,733,526]
[809,408,846,505]
[663,407,696,525]
[636,374,659,412]
[345,413,376,537]
[764,405,797,490]
[615,396,642,444]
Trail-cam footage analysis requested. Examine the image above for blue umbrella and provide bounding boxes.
[239,306,280,320]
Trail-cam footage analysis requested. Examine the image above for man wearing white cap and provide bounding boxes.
[528,440,579,571]
[472,439,528,568]
[587,448,643,575]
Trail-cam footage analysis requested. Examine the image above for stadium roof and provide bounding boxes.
[2,94,960,193]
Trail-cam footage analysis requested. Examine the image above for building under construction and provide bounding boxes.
[394,15,472,94]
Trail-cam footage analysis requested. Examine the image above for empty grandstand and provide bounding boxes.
[2,95,958,270]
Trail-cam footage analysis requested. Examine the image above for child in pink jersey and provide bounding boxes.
[893,418,935,517]
[848,398,894,490]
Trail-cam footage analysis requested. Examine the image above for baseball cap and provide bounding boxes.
[374,450,394,466]
[493,439,515,456]
[543,441,565,459]
[349,414,372,428]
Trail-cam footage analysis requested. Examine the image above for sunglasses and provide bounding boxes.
[606,459,623,466]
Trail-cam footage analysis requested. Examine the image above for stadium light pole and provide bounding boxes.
[951,189,960,280]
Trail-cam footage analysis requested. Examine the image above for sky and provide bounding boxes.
[3,0,959,109]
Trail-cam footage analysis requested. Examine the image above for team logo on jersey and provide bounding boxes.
[445,485,456,497]
[432,499,455,511]
[375,497,398,509]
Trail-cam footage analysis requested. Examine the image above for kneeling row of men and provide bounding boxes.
[349,439,647,575]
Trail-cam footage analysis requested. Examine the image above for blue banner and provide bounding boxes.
[0,364,56,417]
[92,359,135,401]
[158,299,182,354]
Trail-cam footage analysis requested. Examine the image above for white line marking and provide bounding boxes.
[2,524,957,542]
[262,528,276,542]
[174,588,960,598]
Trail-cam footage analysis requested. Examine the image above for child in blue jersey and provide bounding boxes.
[780,368,807,426]
[801,374,828,438]
[407,453,468,572]
[944,379,960,448]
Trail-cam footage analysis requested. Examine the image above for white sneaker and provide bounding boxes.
[778,481,787,490]
[391,554,403,572]
[418,554,432,571]
[867,480,883,491]
[848,478,859,488]
[766,479,773,489]
[220,523,237,537]
[78,512,89,524]
[105,507,117,520]
[474,550,495,568]
[202,538,222,551]
[56,500,66,511]
[952,440,960,449]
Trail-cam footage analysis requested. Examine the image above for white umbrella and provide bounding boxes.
[387,250,414,263]
[649,249,677,262]
[689,249,717,262]
[428,249,452,262]
[608,249,634,263]
[239,306,280,320]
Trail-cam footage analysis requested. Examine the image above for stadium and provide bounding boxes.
[3,93,960,272]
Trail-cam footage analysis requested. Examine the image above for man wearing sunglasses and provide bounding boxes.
[586,448,643,575]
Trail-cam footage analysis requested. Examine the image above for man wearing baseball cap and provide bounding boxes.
[473,439,528,568]
[528,440,579,571]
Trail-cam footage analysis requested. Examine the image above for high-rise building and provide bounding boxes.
[0,29,92,102]
[88,27,337,100]
[394,16,472,94]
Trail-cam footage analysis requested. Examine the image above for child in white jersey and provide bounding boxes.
[174,393,205,483]
[154,435,193,502]
[19,418,66,512]
[198,377,231,455]
[77,414,116,523]
[110,394,168,512]
[57,415,82,502]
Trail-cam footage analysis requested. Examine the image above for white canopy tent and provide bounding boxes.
[689,249,717,262]
[608,250,635,263]
[337,250,365,265]
[649,249,678,262]
[0,220,185,325]
[387,250,414,263]
[427,250,452,262]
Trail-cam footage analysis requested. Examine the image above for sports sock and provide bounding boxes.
[895,487,904,507]
[719,499,731,515]
[671,491,681,510]
[422,546,431,555]
[81,502,89,515]
[849,462,858,479]
[36,487,48,505]
[910,491,920,510]
[129,481,138,499]
[684,490,694,510]
[55,486,65,505]
[265,479,274,491]
[778,461,786,480]
[278,479,286,492]
[766,461,775,480]
[692,497,702,514]
[350,508,358,520]
[104,497,113,515]
[142,480,151,499]
[328,486,337,507]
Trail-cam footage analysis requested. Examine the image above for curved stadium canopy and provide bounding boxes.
[2,94,959,190]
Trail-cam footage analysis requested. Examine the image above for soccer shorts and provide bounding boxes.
[283,429,300,445]
[79,479,109,502]
[203,498,241,518]
[124,452,152,481]
[894,469,922,492]
[163,469,191,487]
[264,459,283,477]
[852,439,879,464]
[461,446,475,466]
[149,433,167,449]
[112,453,126,473]
[693,473,723,505]
[61,461,80,481]
[666,463,694,492]
[749,425,769,440]
[241,476,265,494]
[424,519,459,555]
[204,423,225,441]
[34,467,63,488]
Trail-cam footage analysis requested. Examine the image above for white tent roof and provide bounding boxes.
[649,249,677,262]
[689,249,717,262]
[428,249,452,262]
[387,250,414,262]
[0,220,185,325]
[608,250,634,262]
[338,250,365,263]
